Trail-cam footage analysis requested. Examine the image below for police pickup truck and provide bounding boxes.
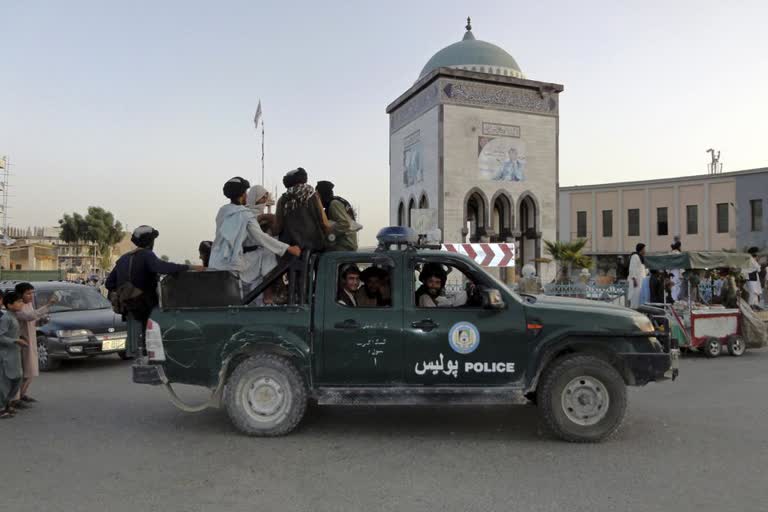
[132,227,678,443]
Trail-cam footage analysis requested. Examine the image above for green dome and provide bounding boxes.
[418,23,523,81]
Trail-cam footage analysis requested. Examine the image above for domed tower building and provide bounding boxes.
[387,19,563,281]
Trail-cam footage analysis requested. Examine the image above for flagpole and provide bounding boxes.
[261,119,265,186]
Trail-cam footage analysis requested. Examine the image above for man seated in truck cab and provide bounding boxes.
[356,266,391,307]
[416,262,477,308]
[337,264,361,307]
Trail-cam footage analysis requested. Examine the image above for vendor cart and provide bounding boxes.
[643,251,753,358]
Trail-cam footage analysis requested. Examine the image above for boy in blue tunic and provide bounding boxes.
[0,291,28,419]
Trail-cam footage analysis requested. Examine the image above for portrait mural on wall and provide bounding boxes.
[403,130,424,187]
[478,135,526,182]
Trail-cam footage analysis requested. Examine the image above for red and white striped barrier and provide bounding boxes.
[441,243,516,267]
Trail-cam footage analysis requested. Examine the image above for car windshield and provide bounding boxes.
[35,287,111,312]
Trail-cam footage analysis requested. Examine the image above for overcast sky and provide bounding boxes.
[1,0,766,261]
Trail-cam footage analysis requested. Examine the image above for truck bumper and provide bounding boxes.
[132,363,165,386]
[620,349,679,385]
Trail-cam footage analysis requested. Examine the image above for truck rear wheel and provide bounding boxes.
[537,354,627,443]
[224,354,307,437]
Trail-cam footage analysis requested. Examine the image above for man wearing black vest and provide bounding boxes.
[106,226,201,356]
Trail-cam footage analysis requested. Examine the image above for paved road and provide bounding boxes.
[2,350,767,512]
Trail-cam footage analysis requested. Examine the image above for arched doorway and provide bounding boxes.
[518,194,539,272]
[397,201,405,227]
[408,198,415,227]
[465,190,487,242]
[418,193,429,209]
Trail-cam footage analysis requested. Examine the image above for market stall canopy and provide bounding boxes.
[645,251,753,271]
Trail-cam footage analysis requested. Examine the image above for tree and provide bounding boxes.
[544,239,592,283]
[184,259,192,265]
[161,255,169,262]
[58,213,89,244]
[85,207,124,258]
[59,207,124,275]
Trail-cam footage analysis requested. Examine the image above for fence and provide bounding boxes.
[541,282,628,305]
[444,281,629,306]
[0,269,64,282]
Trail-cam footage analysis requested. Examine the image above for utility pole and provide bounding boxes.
[0,155,10,239]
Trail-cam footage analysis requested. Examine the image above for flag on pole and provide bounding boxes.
[253,100,262,129]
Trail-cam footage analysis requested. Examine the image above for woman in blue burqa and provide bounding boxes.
[210,177,301,295]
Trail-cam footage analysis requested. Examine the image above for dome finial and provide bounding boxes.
[462,16,475,40]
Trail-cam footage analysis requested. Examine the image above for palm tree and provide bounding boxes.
[544,239,592,283]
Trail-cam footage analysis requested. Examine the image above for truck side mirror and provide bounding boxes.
[482,288,506,310]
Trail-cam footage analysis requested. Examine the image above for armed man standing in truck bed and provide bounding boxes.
[106,226,202,357]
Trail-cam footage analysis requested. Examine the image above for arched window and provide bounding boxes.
[519,195,537,234]
[418,193,429,209]
[518,194,539,272]
[465,190,487,242]
[492,193,513,241]
[408,198,416,227]
[397,201,405,227]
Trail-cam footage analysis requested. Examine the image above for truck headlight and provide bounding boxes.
[632,316,655,333]
[56,329,92,338]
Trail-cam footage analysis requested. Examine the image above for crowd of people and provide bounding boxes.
[103,168,362,355]
[335,265,392,308]
[626,240,765,310]
[203,168,361,295]
[0,283,58,419]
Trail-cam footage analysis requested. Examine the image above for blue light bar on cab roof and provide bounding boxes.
[376,226,418,247]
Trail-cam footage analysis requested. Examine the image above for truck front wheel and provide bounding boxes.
[537,354,627,443]
[224,354,307,437]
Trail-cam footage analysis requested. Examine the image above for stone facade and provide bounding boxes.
[388,68,563,281]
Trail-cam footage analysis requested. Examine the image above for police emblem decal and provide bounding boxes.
[448,322,480,354]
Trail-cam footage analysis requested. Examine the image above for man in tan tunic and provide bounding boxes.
[14,282,57,403]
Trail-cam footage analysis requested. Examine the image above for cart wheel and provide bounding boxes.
[703,337,721,358]
[727,335,746,357]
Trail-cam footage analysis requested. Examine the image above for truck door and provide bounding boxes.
[317,255,404,385]
[403,255,528,386]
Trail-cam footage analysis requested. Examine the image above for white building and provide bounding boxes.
[386,19,563,281]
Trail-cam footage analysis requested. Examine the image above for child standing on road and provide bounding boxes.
[0,292,28,419]
[14,282,57,404]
